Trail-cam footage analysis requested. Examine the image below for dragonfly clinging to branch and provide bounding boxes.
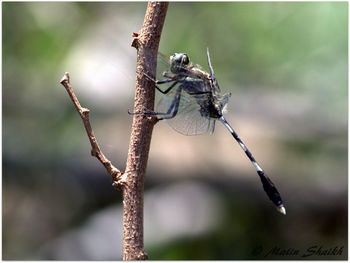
[129,48,286,215]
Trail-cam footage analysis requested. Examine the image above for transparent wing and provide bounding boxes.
[156,52,172,79]
[206,48,221,93]
[156,91,213,136]
[151,52,179,93]
[140,50,175,81]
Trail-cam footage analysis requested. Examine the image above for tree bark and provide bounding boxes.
[123,2,168,260]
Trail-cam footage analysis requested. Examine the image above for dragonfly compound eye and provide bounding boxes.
[170,53,180,63]
[182,54,190,65]
[171,53,189,65]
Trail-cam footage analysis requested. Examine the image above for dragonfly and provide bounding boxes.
[130,48,286,215]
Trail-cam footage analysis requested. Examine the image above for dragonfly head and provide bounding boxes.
[170,53,190,74]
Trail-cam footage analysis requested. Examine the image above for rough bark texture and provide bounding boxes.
[123,2,168,260]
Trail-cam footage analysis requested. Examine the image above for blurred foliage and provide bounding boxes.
[3,2,347,260]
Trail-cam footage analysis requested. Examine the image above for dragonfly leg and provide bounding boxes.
[137,70,177,85]
[158,91,182,120]
[155,80,179,94]
[136,70,184,94]
[128,86,183,120]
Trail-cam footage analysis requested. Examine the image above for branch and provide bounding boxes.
[59,1,168,260]
[60,72,125,190]
[122,2,169,260]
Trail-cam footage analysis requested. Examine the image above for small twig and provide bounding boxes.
[60,72,125,190]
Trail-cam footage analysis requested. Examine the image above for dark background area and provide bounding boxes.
[3,2,347,260]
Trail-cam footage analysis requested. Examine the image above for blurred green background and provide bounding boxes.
[3,2,347,260]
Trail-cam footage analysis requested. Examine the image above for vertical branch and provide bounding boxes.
[123,2,168,260]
